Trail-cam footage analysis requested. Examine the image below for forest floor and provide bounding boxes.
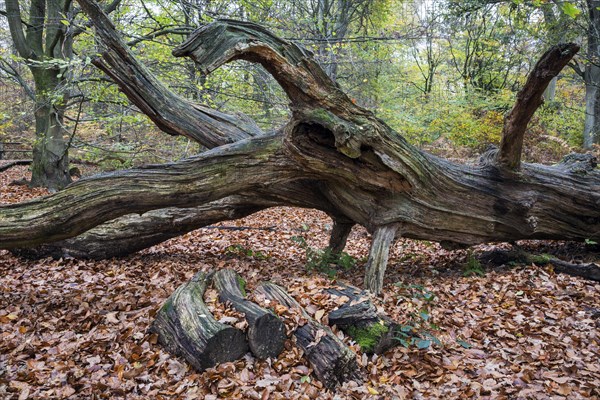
[0,165,599,399]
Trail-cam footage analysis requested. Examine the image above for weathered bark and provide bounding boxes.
[497,43,579,169]
[0,135,298,247]
[211,269,286,359]
[76,0,261,148]
[10,201,267,259]
[326,284,403,354]
[1,13,600,295]
[150,271,249,371]
[364,225,399,294]
[11,182,336,260]
[479,249,600,282]
[255,282,363,389]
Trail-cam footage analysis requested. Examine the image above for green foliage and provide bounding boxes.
[561,2,582,18]
[379,90,510,151]
[225,244,268,260]
[290,236,357,278]
[462,251,485,277]
[236,276,247,297]
[393,282,440,349]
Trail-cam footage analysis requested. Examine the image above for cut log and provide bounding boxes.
[150,271,249,371]
[326,284,404,354]
[255,282,363,389]
[478,249,600,282]
[211,269,286,359]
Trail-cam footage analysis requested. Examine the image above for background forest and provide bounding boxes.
[0,0,598,176]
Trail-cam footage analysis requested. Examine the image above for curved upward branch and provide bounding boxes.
[173,20,360,113]
[497,43,580,169]
[76,0,262,148]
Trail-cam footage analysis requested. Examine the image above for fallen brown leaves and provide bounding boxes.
[1,166,599,399]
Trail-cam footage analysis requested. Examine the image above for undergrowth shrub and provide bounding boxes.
[290,236,357,278]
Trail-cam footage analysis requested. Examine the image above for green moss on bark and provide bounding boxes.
[346,321,389,353]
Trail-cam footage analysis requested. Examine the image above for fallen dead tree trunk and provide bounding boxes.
[10,182,337,260]
[150,271,249,371]
[1,4,599,295]
[256,282,363,389]
[0,159,32,173]
[211,269,286,359]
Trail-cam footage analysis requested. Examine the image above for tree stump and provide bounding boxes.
[150,271,249,371]
[256,282,363,389]
[211,269,287,359]
[326,284,402,354]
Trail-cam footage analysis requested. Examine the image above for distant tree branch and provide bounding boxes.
[568,60,586,78]
[0,60,35,100]
[127,26,196,47]
[0,9,33,28]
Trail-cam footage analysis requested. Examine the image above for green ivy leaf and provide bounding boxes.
[416,339,431,349]
[456,339,472,349]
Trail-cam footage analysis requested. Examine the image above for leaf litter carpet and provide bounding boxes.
[0,166,599,399]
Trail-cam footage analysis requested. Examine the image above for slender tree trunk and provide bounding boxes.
[4,0,73,190]
[583,65,600,148]
[584,0,600,149]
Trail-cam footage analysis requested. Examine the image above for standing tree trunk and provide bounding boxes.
[5,0,73,190]
[583,62,600,148]
[583,0,600,149]
[1,4,599,296]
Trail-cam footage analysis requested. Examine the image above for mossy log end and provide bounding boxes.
[256,282,363,389]
[326,284,402,355]
[211,269,286,359]
[150,271,249,371]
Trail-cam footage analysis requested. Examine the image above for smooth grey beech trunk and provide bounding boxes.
[5,0,73,190]
[584,64,600,148]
